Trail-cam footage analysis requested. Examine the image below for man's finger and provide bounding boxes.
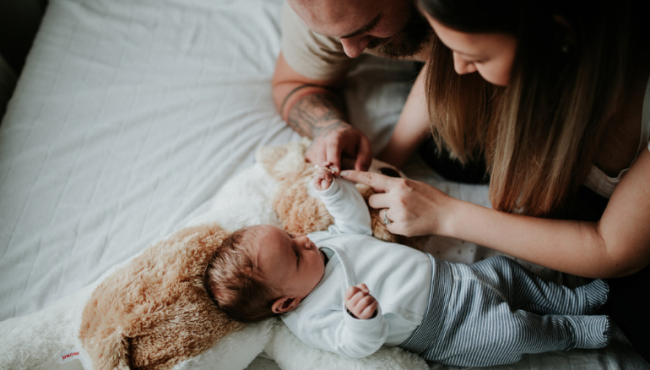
[340,170,393,192]
[354,137,373,172]
[326,141,343,176]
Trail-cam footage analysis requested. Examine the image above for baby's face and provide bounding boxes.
[251,225,326,302]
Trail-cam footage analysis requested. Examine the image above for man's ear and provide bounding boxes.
[272,296,301,314]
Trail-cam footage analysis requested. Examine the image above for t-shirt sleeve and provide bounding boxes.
[281,1,354,81]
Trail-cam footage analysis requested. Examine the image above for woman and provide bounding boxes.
[342,0,650,362]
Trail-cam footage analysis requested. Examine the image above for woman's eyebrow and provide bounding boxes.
[340,13,382,39]
[455,50,483,58]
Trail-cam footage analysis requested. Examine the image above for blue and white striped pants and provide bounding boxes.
[399,256,610,367]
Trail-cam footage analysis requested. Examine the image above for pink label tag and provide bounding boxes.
[58,349,81,364]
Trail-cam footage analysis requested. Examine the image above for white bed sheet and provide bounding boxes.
[0,0,645,368]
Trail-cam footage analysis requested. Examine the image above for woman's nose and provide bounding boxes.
[340,35,371,58]
[452,52,477,75]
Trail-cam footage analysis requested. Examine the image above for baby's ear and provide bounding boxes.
[272,296,300,314]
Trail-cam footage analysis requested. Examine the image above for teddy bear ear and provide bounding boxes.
[256,145,288,180]
[257,138,313,182]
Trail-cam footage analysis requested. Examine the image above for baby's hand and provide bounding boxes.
[344,283,378,320]
[313,162,336,191]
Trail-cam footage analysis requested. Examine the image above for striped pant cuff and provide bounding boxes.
[570,316,611,349]
[582,279,609,313]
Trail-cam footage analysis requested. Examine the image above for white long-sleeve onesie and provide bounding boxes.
[280,178,432,358]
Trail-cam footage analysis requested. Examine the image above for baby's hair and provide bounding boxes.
[204,226,276,323]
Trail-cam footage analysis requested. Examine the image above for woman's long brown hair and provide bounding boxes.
[421,0,633,217]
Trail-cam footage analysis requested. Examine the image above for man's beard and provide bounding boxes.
[368,4,432,58]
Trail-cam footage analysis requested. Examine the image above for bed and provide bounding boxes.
[0,0,645,369]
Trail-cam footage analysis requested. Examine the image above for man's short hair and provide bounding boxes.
[204,226,276,323]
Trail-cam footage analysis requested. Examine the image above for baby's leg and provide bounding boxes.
[469,256,608,315]
[435,307,611,367]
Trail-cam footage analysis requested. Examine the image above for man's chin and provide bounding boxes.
[370,42,427,60]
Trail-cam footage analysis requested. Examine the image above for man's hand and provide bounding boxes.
[344,283,378,320]
[272,53,373,175]
[306,123,372,176]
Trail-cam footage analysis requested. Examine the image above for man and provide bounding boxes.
[272,0,433,175]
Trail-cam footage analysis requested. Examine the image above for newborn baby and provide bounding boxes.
[204,164,611,367]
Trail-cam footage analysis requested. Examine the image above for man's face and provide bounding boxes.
[289,0,432,59]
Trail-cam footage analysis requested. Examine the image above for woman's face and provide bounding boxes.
[423,13,517,86]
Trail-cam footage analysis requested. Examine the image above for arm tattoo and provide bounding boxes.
[286,92,350,139]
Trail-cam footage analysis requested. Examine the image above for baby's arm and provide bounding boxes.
[286,297,388,359]
[312,164,372,235]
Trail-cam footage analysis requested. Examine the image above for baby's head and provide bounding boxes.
[205,224,326,323]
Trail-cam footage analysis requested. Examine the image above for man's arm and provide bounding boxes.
[272,52,373,174]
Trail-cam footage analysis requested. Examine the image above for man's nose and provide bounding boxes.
[340,35,370,58]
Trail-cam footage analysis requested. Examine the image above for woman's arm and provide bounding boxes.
[341,148,650,278]
[378,64,431,169]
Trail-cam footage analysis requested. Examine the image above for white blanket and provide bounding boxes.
[0,0,644,368]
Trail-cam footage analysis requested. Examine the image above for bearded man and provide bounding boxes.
[272,0,434,175]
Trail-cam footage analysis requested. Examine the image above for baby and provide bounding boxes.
[204,165,612,367]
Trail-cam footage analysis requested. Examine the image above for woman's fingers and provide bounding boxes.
[343,170,449,237]
[367,192,392,210]
[340,170,395,192]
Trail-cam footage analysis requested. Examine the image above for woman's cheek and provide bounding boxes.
[478,64,509,87]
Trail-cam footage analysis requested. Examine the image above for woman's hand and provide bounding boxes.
[341,170,452,237]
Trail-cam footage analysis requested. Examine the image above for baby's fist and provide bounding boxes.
[344,283,378,320]
[313,162,335,191]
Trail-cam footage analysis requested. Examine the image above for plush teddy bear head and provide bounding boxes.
[79,223,243,370]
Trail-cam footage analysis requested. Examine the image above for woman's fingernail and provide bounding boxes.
[340,171,350,177]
